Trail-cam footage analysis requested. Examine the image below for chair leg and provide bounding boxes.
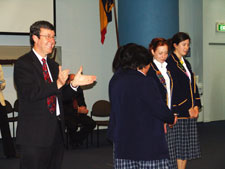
[12,122,15,138]
[97,125,99,147]
[12,113,15,138]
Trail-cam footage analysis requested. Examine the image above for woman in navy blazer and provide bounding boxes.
[108,43,176,169]
[147,38,177,169]
[166,32,202,169]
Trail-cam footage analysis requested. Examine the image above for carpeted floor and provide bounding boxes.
[186,121,225,169]
[0,121,225,169]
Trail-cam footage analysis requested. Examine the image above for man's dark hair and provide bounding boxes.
[30,20,55,47]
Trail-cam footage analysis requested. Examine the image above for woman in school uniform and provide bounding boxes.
[166,32,202,169]
[108,43,176,169]
[147,38,177,169]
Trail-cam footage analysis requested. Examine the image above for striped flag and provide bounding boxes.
[99,0,114,44]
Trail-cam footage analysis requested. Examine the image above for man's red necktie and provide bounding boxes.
[73,98,78,110]
[42,58,56,114]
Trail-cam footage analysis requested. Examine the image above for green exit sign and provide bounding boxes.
[216,23,225,32]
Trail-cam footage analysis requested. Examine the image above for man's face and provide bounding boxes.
[33,28,55,57]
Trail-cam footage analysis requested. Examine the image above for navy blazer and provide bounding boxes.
[147,62,173,107]
[14,50,74,147]
[166,53,201,117]
[108,68,174,161]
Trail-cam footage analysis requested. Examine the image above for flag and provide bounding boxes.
[99,0,114,44]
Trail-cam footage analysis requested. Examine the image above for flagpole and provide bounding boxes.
[112,0,120,48]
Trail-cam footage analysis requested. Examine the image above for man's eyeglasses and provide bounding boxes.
[39,34,56,40]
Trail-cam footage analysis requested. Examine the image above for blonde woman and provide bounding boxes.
[0,64,16,158]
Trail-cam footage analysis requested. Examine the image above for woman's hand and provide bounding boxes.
[168,115,177,128]
[164,123,167,134]
[193,106,199,118]
[189,106,199,118]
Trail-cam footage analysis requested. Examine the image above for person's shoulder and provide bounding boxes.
[166,54,175,63]
[15,51,34,64]
[167,54,178,69]
[110,69,139,85]
[109,69,123,83]
[125,69,148,82]
[147,63,157,74]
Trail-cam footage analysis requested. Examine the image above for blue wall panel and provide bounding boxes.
[118,0,179,48]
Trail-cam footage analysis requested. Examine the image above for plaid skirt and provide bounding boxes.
[114,158,169,169]
[167,118,201,162]
[166,126,177,169]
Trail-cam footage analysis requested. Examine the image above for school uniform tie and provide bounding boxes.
[180,59,190,78]
[42,58,56,114]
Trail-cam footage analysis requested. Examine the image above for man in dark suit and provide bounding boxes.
[14,20,96,169]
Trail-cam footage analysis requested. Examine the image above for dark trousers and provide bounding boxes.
[65,114,96,144]
[0,104,16,157]
[19,120,64,169]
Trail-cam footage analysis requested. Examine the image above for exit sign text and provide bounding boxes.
[216,23,225,32]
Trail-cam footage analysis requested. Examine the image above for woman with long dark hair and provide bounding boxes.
[167,32,202,169]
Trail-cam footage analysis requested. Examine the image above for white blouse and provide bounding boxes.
[180,57,191,81]
[153,59,171,109]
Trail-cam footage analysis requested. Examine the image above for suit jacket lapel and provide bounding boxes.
[171,53,190,79]
[30,51,57,83]
[151,63,167,89]
[30,51,46,82]
[167,71,173,98]
[47,58,58,82]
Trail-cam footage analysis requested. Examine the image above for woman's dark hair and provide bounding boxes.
[149,38,168,53]
[168,32,191,52]
[112,43,152,72]
[30,20,55,47]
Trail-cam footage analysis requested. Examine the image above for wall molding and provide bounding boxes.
[0,46,61,65]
